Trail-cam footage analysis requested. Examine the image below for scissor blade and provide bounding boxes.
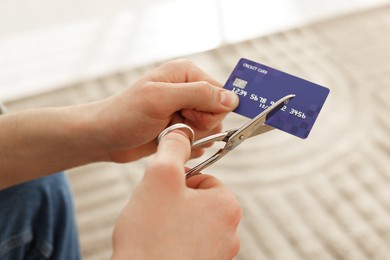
[248,124,274,137]
[225,94,295,150]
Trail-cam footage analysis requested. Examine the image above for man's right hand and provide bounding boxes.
[112,129,242,260]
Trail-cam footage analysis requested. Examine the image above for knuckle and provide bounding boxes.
[198,81,216,100]
[148,158,181,176]
[192,113,214,131]
[146,159,183,190]
[140,81,159,95]
[138,81,165,116]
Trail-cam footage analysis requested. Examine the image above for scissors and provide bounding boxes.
[158,94,295,178]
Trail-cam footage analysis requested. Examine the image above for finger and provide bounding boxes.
[186,122,221,151]
[170,112,185,125]
[143,130,191,192]
[181,110,226,131]
[143,81,239,117]
[189,148,205,159]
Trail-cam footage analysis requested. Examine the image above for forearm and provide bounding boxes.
[0,59,239,190]
[0,103,108,189]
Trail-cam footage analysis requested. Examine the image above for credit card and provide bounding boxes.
[223,58,330,139]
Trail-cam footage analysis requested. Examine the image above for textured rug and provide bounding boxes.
[5,4,390,260]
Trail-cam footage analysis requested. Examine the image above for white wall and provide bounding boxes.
[1,0,389,101]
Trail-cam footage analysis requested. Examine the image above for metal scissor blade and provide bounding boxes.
[225,94,295,150]
[248,124,274,137]
[185,94,295,178]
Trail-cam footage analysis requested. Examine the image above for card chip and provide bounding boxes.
[232,78,247,89]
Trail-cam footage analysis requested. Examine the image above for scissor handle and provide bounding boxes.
[192,131,233,148]
[184,131,231,178]
[185,149,227,178]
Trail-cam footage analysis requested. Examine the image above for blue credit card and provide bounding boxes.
[223,58,330,139]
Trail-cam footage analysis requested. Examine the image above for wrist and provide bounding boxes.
[66,102,112,163]
[0,104,110,188]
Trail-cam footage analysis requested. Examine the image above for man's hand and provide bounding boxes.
[112,130,242,260]
[95,59,239,162]
[0,59,238,189]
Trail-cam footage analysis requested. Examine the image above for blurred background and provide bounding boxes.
[2,1,390,260]
[0,0,389,101]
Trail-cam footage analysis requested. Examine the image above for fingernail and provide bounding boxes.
[220,90,239,107]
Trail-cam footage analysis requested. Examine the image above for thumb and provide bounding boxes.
[142,130,192,193]
[155,82,239,114]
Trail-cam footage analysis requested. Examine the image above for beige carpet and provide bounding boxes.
[5,5,390,260]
